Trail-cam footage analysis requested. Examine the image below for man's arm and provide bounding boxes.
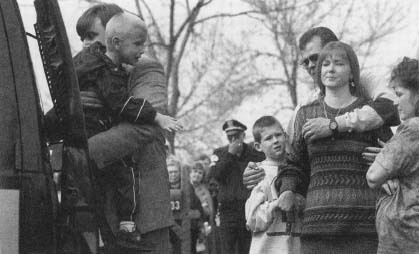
[243,162,265,190]
[339,73,400,131]
[335,98,399,133]
[96,69,157,124]
[302,74,400,142]
[345,72,400,129]
[97,60,181,131]
[129,57,168,114]
[303,99,399,143]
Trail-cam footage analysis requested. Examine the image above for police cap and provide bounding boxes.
[222,119,247,134]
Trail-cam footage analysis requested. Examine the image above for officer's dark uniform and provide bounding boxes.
[209,120,264,254]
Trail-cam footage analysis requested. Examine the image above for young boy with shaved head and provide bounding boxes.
[74,12,180,250]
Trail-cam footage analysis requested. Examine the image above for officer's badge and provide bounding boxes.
[210,154,219,167]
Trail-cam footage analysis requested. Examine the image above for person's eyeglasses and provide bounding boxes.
[300,53,319,68]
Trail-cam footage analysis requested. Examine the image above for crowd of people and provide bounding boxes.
[43,2,419,254]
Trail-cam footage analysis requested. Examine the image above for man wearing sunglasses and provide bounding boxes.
[293,26,399,143]
[209,119,264,254]
[243,27,399,194]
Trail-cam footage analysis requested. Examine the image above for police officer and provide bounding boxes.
[209,120,264,254]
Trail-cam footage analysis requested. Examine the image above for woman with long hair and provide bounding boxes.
[276,41,393,253]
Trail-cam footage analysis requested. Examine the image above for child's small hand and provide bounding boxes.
[155,113,183,132]
[272,198,281,209]
[268,198,281,215]
[277,190,296,212]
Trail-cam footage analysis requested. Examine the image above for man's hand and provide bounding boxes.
[228,139,243,156]
[381,178,399,195]
[277,190,295,212]
[302,118,332,143]
[363,139,385,165]
[243,162,265,189]
[154,113,183,132]
[80,91,104,108]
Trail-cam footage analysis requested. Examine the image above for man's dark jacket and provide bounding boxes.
[210,143,264,221]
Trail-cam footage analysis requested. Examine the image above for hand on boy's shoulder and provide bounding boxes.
[243,162,265,190]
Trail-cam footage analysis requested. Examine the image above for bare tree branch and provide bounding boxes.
[338,0,355,39]
[134,0,144,19]
[194,10,260,24]
[140,0,166,45]
[173,1,205,44]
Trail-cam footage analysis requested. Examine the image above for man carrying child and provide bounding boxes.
[72,8,181,252]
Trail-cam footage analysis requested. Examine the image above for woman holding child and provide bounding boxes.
[277,41,393,253]
[367,57,419,254]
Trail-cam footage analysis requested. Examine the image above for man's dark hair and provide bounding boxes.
[252,116,283,143]
[298,27,339,50]
[76,3,123,40]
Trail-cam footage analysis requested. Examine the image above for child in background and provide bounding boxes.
[245,116,304,254]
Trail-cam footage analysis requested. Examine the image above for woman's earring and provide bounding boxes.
[350,80,355,87]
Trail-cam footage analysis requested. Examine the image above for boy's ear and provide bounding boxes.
[254,142,262,152]
[111,36,122,49]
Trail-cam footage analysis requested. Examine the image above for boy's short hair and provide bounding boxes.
[76,3,123,40]
[252,116,283,143]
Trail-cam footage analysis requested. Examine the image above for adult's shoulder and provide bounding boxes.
[295,90,321,110]
[360,71,397,101]
[213,145,228,155]
[295,96,321,119]
[132,56,165,77]
[397,117,419,134]
[73,43,106,74]
[299,98,321,111]
[210,145,228,166]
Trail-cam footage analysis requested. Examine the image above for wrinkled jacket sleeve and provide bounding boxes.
[95,68,157,124]
[210,149,236,183]
[278,109,310,196]
[129,58,168,114]
[245,180,276,232]
[335,74,400,131]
